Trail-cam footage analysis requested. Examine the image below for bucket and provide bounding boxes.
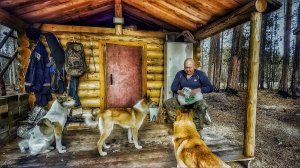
[149,108,159,122]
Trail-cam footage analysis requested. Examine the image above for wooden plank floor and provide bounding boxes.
[0,123,251,168]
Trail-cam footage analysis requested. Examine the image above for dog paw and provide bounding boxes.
[58,149,66,153]
[20,148,26,153]
[128,140,133,144]
[48,146,55,150]
[135,145,142,149]
[100,152,107,156]
[103,144,110,149]
[62,146,66,150]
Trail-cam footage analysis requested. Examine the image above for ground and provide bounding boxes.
[205,90,300,168]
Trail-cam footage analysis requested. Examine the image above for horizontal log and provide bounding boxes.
[123,29,165,39]
[151,98,160,103]
[86,64,99,73]
[147,81,163,89]
[40,24,115,34]
[147,44,163,51]
[59,39,98,49]
[80,98,100,108]
[147,66,163,73]
[78,89,100,98]
[56,34,164,44]
[147,50,163,59]
[147,58,163,66]
[147,89,161,98]
[147,74,163,81]
[79,73,100,81]
[40,24,166,38]
[85,56,99,64]
[82,108,101,114]
[78,81,100,90]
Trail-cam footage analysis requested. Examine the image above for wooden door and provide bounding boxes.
[105,44,142,108]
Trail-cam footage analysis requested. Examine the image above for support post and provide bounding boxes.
[114,0,123,35]
[244,0,266,157]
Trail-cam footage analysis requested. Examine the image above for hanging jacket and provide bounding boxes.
[25,41,51,106]
[44,32,65,72]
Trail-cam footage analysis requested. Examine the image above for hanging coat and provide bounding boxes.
[25,41,51,106]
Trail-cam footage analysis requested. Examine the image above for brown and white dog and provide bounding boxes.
[19,95,75,155]
[84,95,153,156]
[173,109,230,168]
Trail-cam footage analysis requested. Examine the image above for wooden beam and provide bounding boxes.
[244,12,262,157]
[20,0,97,22]
[115,0,123,35]
[194,1,256,40]
[165,0,210,23]
[55,4,114,23]
[0,8,28,31]
[0,0,36,8]
[39,24,166,39]
[123,0,196,31]
[151,0,206,24]
[123,4,180,31]
[195,0,281,39]
[244,0,267,157]
[13,0,69,15]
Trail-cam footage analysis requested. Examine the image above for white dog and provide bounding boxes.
[18,95,75,155]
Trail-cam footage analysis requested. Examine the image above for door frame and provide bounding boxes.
[99,41,147,111]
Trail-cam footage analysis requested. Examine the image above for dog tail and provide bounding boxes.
[83,113,98,128]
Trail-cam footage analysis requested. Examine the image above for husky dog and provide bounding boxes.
[19,95,75,155]
[84,95,152,156]
[173,109,230,168]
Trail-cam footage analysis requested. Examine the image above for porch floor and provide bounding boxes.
[0,123,252,168]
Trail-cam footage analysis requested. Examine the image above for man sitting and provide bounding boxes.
[164,58,213,130]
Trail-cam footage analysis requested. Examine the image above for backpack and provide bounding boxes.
[65,42,87,77]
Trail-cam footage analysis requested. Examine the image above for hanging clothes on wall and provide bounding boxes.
[25,41,51,106]
[68,76,80,107]
[44,32,67,94]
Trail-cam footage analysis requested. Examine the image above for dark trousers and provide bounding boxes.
[68,76,80,107]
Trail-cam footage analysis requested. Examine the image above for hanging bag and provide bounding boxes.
[65,42,87,77]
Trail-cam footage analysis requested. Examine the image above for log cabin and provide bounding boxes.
[0,0,281,167]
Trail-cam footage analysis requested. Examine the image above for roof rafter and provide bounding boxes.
[123,0,196,31]
[123,4,180,32]
[0,8,28,31]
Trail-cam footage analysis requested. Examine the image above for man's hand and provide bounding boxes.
[177,89,185,96]
[190,88,201,96]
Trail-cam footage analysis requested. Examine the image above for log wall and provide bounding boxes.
[19,24,166,115]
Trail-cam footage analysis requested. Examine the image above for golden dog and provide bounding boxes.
[173,109,230,168]
[84,95,152,156]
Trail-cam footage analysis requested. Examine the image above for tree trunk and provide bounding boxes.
[279,0,292,97]
[226,24,244,94]
[208,36,216,83]
[213,33,221,91]
[259,14,268,89]
[291,2,300,98]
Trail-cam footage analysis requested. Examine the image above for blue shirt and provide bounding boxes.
[171,70,213,94]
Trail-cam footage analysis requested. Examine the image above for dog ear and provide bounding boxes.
[56,96,64,104]
[175,108,181,116]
